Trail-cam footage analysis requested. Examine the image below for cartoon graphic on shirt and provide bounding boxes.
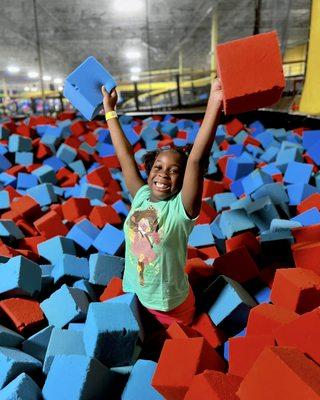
[127,206,162,286]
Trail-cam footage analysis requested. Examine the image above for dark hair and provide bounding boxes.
[142,145,209,176]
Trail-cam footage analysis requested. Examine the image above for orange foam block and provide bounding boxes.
[0,298,45,334]
[61,198,92,222]
[184,370,242,400]
[246,303,298,336]
[185,258,215,289]
[228,334,276,378]
[152,338,226,400]
[225,231,261,258]
[99,277,124,301]
[297,193,320,214]
[216,31,285,115]
[270,268,320,314]
[166,321,200,340]
[291,241,320,275]
[86,165,112,187]
[190,313,225,349]
[11,195,42,220]
[275,307,320,365]
[34,211,69,239]
[89,205,122,228]
[237,346,320,400]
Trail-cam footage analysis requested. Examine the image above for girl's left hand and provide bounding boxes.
[208,78,223,107]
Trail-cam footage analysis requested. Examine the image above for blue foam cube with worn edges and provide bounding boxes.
[291,207,320,226]
[122,360,163,400]
[0,325,24,348]
[241,169,273,196]
[283,161,313,184]
[0,347,42,389]
[51,254,89,283]
[83,301,139,367]
[213,192,237,212]
[205,275,257,336]
[188,224,214,247]
[0,372,42,399]
[63,56,117,121]
[219,209,255,239]
[37,236,76,265]
[42,355,115,400]
[22,326,54,362]
[89,253,125,285]
[67,219,100,250]
[40,284,89,328]
[93,224,124,255]
[0,255,41,297]
[246,196,279,233]
[43,328,85,374]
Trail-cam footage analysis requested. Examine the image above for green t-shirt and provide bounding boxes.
[123,184,197,311]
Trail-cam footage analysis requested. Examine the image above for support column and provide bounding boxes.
[211,9,218,77]
[300,0,320,115]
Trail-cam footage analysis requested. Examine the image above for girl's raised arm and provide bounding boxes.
[181,79,223,218]
[101,86,145,198]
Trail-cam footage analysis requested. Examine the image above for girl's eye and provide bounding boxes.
[170,170,178,174]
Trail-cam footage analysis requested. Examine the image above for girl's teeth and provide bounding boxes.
[156,182,169,189]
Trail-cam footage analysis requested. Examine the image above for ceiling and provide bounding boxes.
[0,0,311,90]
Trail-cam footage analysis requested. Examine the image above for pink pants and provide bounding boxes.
[146,287,196,328]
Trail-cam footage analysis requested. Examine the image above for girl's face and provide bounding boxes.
[147,150,184,202]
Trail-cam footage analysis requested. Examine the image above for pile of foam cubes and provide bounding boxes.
[0,111,319,400]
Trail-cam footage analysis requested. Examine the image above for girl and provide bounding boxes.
[101,80,223,327]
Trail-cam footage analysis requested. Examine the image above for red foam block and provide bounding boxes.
[216,31,285,115]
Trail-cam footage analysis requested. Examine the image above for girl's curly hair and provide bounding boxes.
[142,145,209,176]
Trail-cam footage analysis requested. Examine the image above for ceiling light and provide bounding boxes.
[43,75,51,81]
[31,86,38,92]
[28,71,39,78]
[130,66,141,73]
[7,66,20,73]
[126,50,141,60]
[58,86,63,91]
[113,0,144,13]
[53,78,62,84]
[130,75,139,82]
[24,86,30,92]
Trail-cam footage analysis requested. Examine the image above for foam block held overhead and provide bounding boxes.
[216,31,285,115]
[63,56,117,120]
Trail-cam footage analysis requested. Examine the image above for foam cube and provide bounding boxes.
[42,355,116,399]
[67,218,100,250]
[270,268,320,314]
[27,183,57,206]
[32,165,57,185]
[43,328,85,374]
[0,325,24,348]
[51,255,89,283]
[246,195,279,232]
[152,338,226,400]
[89,253,124,285]
[0,347,42,389]
[286,183,318,206]
[16,172,38,190]
[8,134,32,152]
[37,236,76,264]
[73,279,97,301]
[203,276,257,336]
[284,161,313,184]
[0,255,41,297]
[92,224,124,255]
[0,220,24,240]
[216,31,284,115]
[241,169,273,195]
[190,313,225,349]
[218,209,255,238]
[83,301,140,367]
[99,277,124,302]
[0,372,42,399]
[291,207,320,226]
[122,360,163,400]
[188,224,214,247]
[63,56,117,120]
[40,284,89,328]
[237,346,320,399]
[0,190,10,209]
[22,326,54,362]
[56,143,77,163]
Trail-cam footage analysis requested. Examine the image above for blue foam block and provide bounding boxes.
[40,284,89,328]
[246,196,279,233]
[93,224,124,255]
[73,279,97,301]
[219,209,255,238]
[113,200,129,217]
[205,276,257,336]
[241,170,273,196]
[270,219,302,232]
[122,360,163,400]
[0,220,24,239]
[121,124,140,146]
[230,178,245,197]
[0,372,42,399]
[0,255,41,297]
[8,134,32,153]
[0,126,9,140]
[43,156,66,172]
[43,328,85,374]
[80,183,105,201]
[140,126,160,142]
[291,207,320,226]
[67,219,100,250]
[63,56,117,121]
[16,172,38,190]
[188,224,214,247]
[249,120,265,135]
[259,146,279,163]
[0,325,24,348]
[37,236,76,264]
[283,161,313,184]
[286,183,318,206]
[225,157,255,181]
[251,182,289,205]
[15,151,34,166]
[0,347,42,389]
[32,165,57,185]
[22,326,54,362]
[69,160,86,177]
[302,130,320,151]
[160,122,178,137]
[42,355,115,399]
[27,183,57,206]
[83,301,139,367]
[0,155,12,172]
[68,323,86,332]
[56,143,77,164]
[51,255,89,283]
[89,253,125,285]
[213,192,237,212]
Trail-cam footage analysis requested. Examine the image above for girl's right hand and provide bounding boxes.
[101,86,118,112]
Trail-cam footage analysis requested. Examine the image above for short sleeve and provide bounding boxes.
[174,192,199,223]
[130,184,151,208]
